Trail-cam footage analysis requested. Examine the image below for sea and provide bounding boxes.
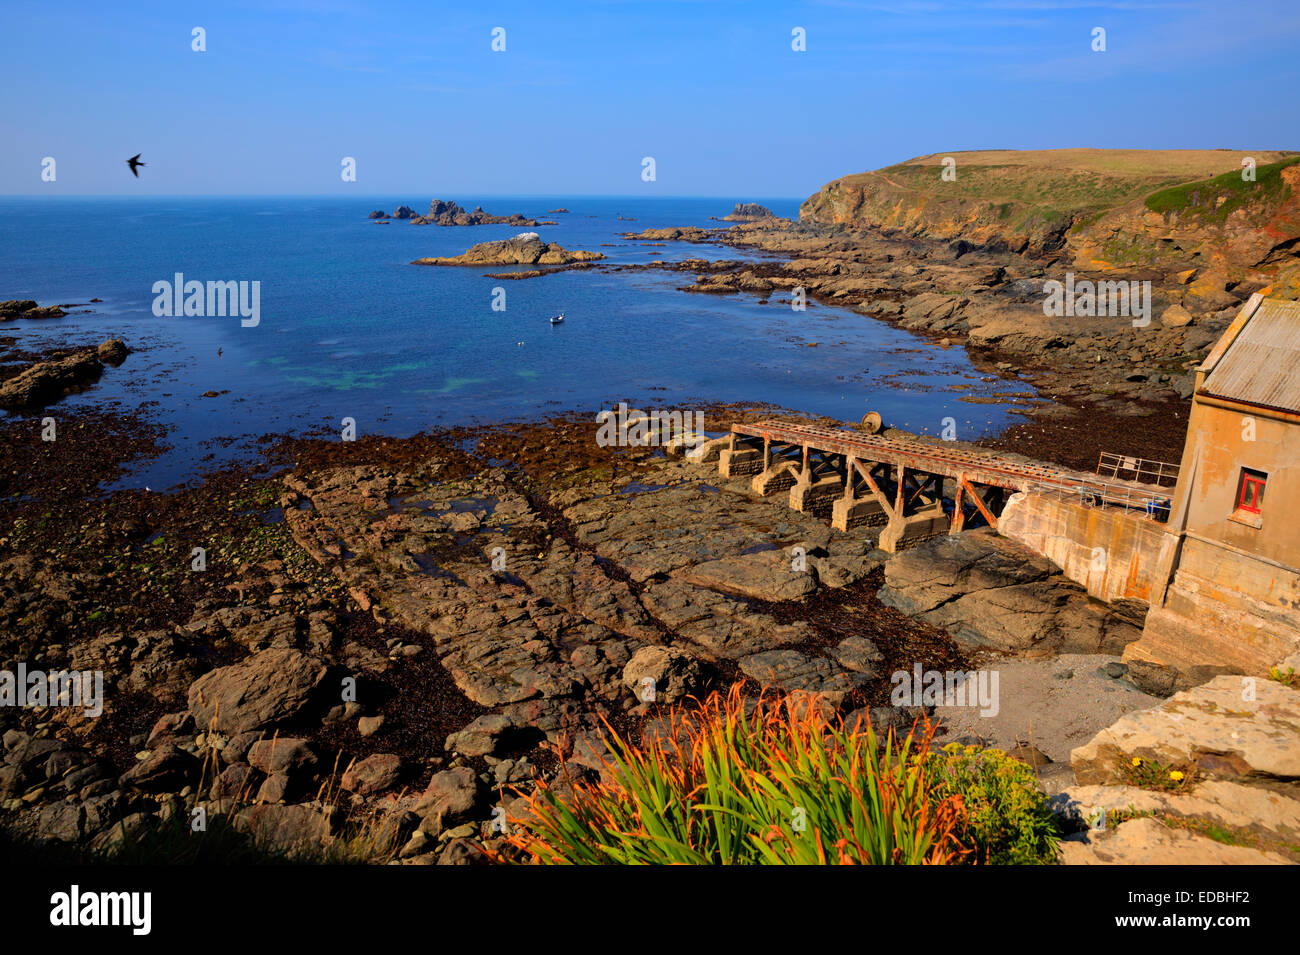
[0,196,1035,490]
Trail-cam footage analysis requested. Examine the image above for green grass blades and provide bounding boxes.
[501,684,968,865]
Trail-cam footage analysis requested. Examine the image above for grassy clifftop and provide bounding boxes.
[799,148,1300,294]
[803,150,1289,239]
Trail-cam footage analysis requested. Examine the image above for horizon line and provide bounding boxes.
[0,193,808,201]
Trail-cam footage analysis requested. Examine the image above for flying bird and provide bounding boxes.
[126,154,145,177]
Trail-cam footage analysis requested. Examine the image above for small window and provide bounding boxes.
[1236,468,1267,515]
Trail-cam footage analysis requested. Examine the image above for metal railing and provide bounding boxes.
[1053,480,1173,521]
[1096,452,1180,488]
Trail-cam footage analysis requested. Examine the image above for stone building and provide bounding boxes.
[1132,293,1300,675]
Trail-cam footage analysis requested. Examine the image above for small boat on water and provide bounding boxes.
[549,312,565,325]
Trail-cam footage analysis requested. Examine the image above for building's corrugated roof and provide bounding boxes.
[1200,298,1300,414]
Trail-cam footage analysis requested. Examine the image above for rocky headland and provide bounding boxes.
[603,150,1300,425]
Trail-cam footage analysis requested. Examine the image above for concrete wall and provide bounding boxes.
[1134,535,1300,674]
[999,491,1166,603]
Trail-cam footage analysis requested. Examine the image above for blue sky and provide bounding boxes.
[4,0,1298,197]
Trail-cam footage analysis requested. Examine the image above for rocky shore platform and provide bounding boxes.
[603,217,1232,421]
[1,297,1296,865]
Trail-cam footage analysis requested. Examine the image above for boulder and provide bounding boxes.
[415,766,481,835]
[1054,780,1300,844]
[246,737,317,775]
[832,636,883,675]
[621,646,707,704]
[444,714,516,757]
[236,803,336,854]
[1159,304,1194,328]
[738,649,869,708]
[341,753,403,795]
[96,338,129,365]
[186,648,331,735]
[119,743,200,793]
[210,763,261,799]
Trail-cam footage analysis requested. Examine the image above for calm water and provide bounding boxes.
[1,196,1034,489]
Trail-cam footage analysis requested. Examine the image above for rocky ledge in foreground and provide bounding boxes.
[0,339,129,409]
[2,406,1200,864]
[412,232,605,268]
[1051,672,1300,863]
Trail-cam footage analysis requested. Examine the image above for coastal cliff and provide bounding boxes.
[799,149,1300,297]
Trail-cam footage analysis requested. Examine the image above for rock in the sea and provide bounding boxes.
[0,299,66,321]
[722,202,775,220]
[0,348,104,409]
[411,199,542,227]
[411,232,604,267]
[96,338,129,365]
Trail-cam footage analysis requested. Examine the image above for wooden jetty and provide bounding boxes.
[719,419,1174,551]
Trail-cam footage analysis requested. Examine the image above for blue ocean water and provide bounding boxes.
[0,196,1034,489]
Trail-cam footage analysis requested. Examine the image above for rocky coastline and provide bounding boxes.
[3,299,1295,864]
[5,148,1299,865]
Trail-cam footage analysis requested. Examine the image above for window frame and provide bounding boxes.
[1235,468,1267,516]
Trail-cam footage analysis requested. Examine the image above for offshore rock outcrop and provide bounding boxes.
[0,339,128,409]
[412,232,604,267]
[377,200,549,227]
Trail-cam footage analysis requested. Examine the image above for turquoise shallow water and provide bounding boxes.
[0,195,1034,488]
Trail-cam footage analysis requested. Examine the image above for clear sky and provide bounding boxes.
[4,0,1298,198]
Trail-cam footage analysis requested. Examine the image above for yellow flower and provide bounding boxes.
[1169,770,1184,781]
[1131,757,1142,766]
